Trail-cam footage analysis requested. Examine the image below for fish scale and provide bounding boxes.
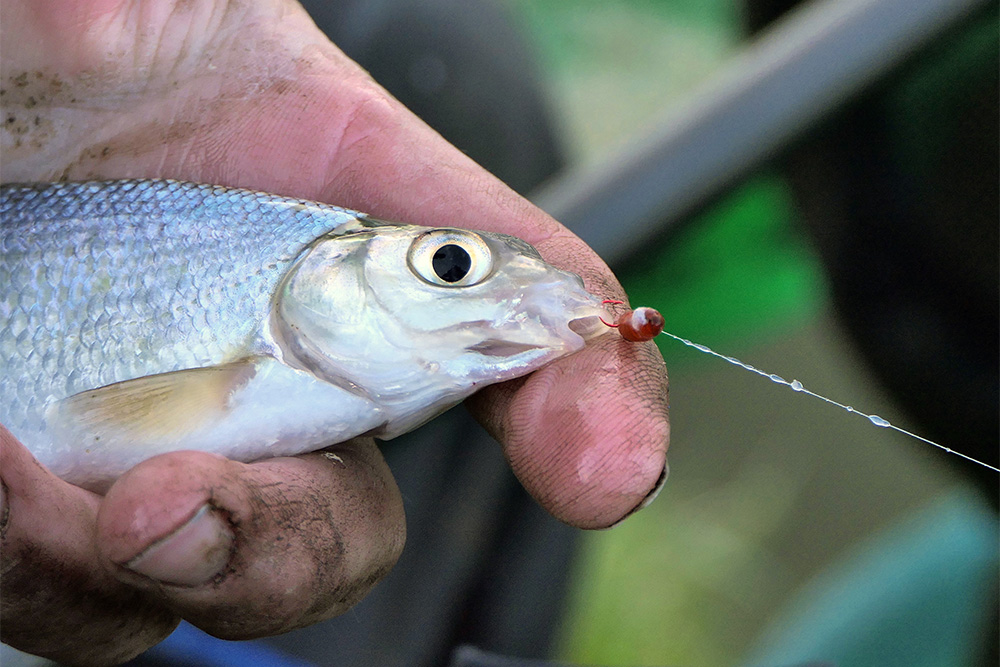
[1,180,363,436]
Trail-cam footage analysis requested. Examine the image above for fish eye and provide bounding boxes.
[408,230,494,287]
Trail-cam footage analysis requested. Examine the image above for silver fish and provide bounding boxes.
[1,180,608,490]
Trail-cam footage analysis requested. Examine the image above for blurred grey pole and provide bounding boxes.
[532,0,991,266]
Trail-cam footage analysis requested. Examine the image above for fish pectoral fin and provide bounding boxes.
[56,359,258,442]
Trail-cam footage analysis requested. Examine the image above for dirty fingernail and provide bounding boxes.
[125,504,233,586]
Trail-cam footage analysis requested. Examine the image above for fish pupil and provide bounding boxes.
[432,244,472,283]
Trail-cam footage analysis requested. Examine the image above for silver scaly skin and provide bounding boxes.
[1,180,607,490]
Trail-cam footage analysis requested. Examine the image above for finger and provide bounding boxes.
[469,334,669,529]
[96,438,405,639]
[0,424,178,665]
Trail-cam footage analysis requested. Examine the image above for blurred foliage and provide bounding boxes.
[511,0,742,162]
[619,175,825,367]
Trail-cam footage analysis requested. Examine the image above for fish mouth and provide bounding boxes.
[568,314,610,341]
[460,285,611,361]
[465,340,545,357]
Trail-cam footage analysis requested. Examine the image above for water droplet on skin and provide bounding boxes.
[791,380,803,391]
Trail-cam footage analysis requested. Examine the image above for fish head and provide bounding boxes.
[272,224,610,435]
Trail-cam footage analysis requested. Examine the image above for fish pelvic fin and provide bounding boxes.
[54,359,258,443]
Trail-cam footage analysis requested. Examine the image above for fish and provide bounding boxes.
[0,179,609,491]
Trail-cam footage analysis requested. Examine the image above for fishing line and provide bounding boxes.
[602,302,1000,474]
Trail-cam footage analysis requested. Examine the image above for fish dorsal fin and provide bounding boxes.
[54,360,258,442]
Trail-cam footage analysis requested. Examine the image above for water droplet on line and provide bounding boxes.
[868,414,890,427]
[791,380,803,391]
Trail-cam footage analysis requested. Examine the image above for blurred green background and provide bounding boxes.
[508,1,997,666]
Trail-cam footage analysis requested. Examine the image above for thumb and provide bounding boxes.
[0,424,178,665]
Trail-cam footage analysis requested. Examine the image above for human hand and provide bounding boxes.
[1,0,669,662]
[1,424,403,664]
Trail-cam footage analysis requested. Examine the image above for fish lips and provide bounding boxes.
[461,293,610,367]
